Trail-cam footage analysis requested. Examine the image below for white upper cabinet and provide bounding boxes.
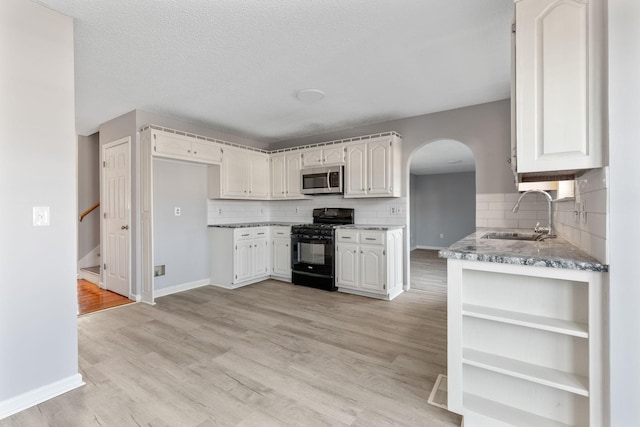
[248,151,270,199]
[301,146,345,168]
[270,152,304,199]
[210,147,270,199]
[344,135,401,198]
[152,130,222,164]
[515,0,605,173]
[344,144,367,196]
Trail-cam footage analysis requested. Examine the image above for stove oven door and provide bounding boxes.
[291,236,335,289]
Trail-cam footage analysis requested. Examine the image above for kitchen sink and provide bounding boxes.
[481,232,547,241]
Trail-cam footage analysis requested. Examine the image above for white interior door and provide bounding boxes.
[103,138,131,298]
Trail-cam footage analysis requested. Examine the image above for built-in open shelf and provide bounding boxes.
[462,303,589,338]
[462,348,589,396]
[463,393,574,427]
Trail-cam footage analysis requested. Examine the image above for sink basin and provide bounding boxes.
[482,232,544,241]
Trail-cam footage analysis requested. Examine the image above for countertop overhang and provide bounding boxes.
[439,229,608,272]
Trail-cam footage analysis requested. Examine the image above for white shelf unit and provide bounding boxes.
[447,259,608,427]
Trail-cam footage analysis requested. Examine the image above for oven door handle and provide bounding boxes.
[326,171,331,190]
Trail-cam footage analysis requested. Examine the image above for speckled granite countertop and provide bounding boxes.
[208,222,297,228]
[439,229,608,272]
[338,224,405,231]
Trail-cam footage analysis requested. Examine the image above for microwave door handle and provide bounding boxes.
[327,171,331,190]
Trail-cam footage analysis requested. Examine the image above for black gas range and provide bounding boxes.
[291,208,354,291]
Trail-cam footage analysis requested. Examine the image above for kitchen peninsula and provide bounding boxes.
[441,230,608,427]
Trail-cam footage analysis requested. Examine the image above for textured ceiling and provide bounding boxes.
[35,0,513,143]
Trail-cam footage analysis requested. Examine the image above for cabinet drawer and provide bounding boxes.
[359,232,383,245]
[337,230,359,243]
[272,227,291,238]
[235,227,269,240]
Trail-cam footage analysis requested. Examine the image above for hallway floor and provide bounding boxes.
[77,279,133,315]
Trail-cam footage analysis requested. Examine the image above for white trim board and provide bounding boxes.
[154,279,210,298]
[0,374,84,420]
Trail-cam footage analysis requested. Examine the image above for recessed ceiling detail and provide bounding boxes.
[34,0,514,141]
[296,89,325,103]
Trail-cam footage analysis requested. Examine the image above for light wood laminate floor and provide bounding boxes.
[410,249,447,292]
[2,280,460,427]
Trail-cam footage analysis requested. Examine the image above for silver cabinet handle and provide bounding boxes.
[365,237,375,241]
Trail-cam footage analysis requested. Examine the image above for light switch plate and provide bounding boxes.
[33,206,50,226]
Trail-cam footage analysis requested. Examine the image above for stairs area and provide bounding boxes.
[79,265,101,286]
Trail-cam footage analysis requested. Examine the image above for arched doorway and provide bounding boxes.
[408,139,476,291]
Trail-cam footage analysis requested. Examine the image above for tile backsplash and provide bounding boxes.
[476,167,608,264]
[207,195,408,226]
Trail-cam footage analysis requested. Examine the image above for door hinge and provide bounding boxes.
[383,284,386,290]
[103,263,107,270]
[103,212,106,219]
[103,161,106,167]
[383,250,386,256]
[235,274,237,279]
[512,23,516,33]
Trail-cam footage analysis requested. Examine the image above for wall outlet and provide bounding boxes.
[390,206,397,215]
[33,206,50,226]
[174,207,181,216]
[440,233,444,239]
[295,207,299,214]
[396,205,403,215]
[218,208,222,215]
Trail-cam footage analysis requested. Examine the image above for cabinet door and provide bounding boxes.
[153,131,192,160]
[248,153,270,198]
[367,140,392,195]
[345,144,367,196]
[272,237,291,277]
[192,140,222,164]
[336,244,359,289]
[285,153,302,197]
[360,245,386,294]
[515,0,604,173]
[222,148,247,197]
[323,146,345,165]
[234,240,253,283]
[271,154,287,199]
[301,149,323,167]
[252,237,269,277]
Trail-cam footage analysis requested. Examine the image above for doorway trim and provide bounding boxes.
[101,136,132,299]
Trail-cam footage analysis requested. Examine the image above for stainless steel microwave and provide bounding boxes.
[301,166,343,195]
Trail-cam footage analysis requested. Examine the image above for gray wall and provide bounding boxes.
[0,0,80,404]
[409,176,418,249]
[153,159,210,290]
[77,133,100,260]
[271,99,514,194]
[410,172,476,248]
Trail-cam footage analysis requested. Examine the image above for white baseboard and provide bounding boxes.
[154,279,210,298]
[0,373,84,420]
[77,245,100,270]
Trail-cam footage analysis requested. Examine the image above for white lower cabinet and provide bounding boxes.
[210,226,292,288]
[447,259,608,427]
[271,226,291,280]
[335,228,404,300]
[210,227,271,288]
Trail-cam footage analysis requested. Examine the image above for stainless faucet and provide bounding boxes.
[511,189,555,236]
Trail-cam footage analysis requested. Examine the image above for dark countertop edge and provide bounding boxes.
[337,224,405,230]
[438,249,609,273]
[208,223,297,227]
[438,229,609,273]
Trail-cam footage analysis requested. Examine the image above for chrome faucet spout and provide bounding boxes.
[511,189,555,235]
